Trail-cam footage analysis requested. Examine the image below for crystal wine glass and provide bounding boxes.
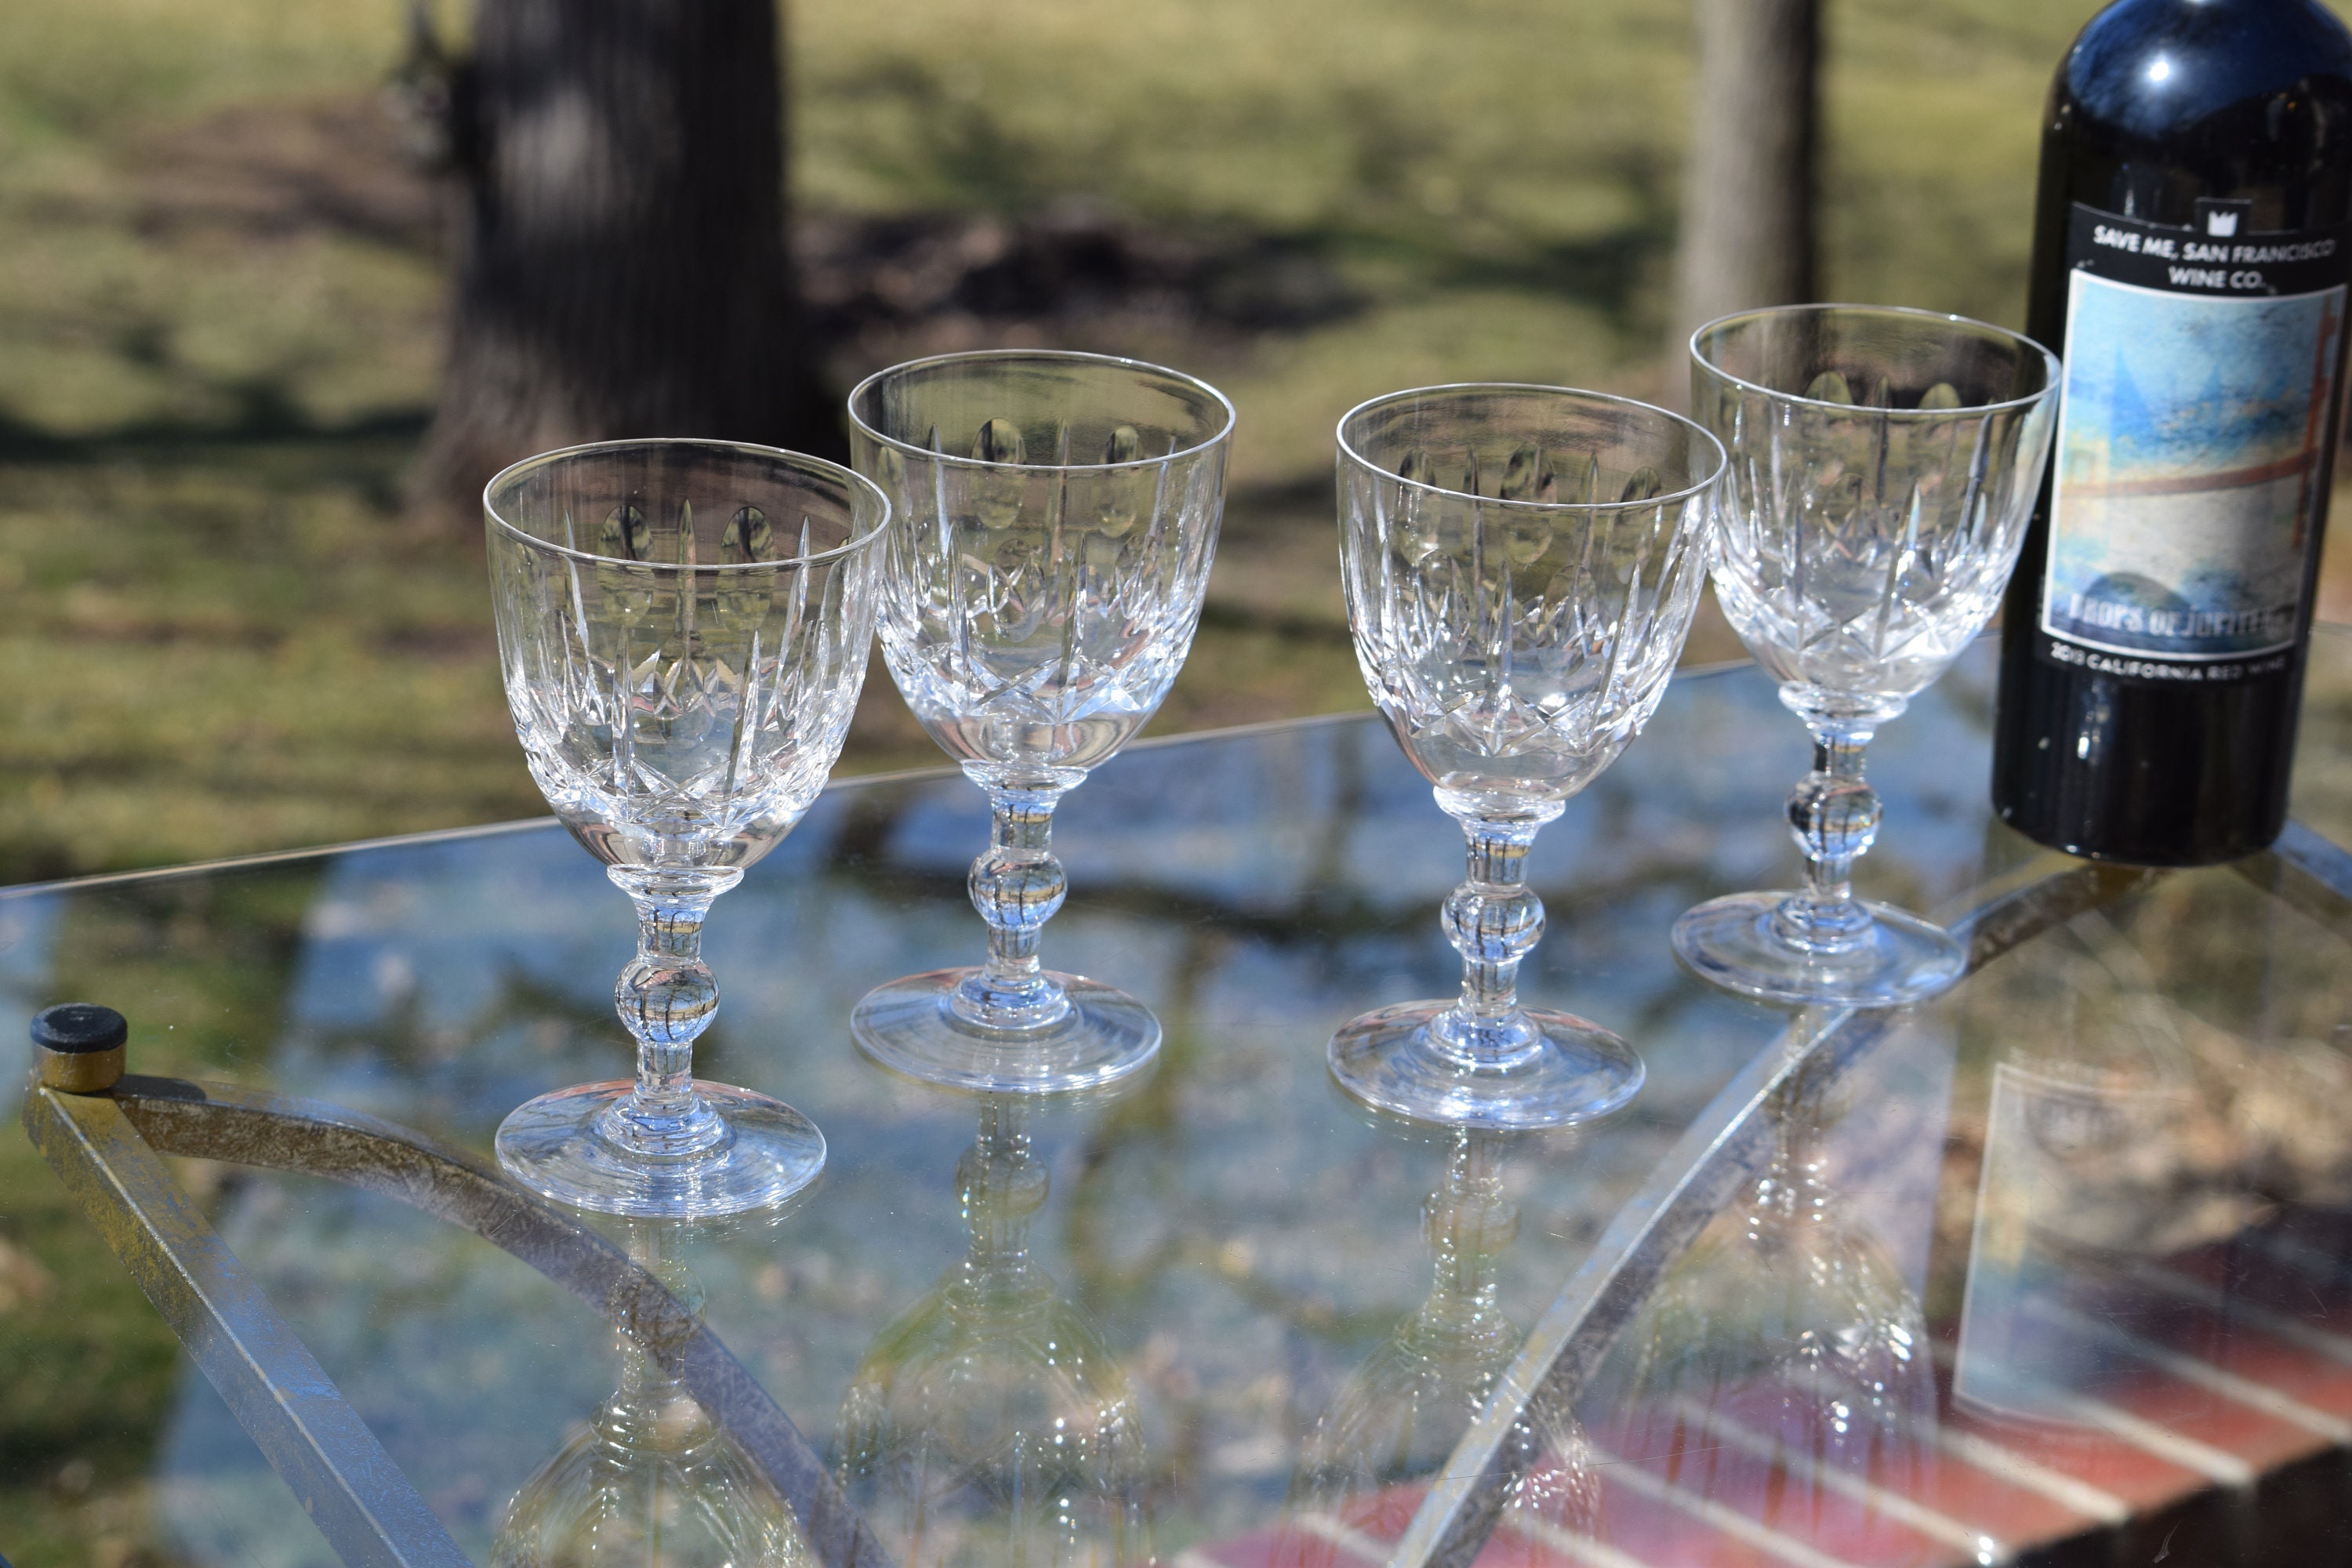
[1672,305,2058,1007]
[1331,384,1723,1128]
[487,439,887,1216]
[846,350,1233,1094]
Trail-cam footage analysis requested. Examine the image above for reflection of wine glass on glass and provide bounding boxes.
[1331,385,1723,1128]
[1279,1131,1596,1568]
[832,1095,1150,1568]
[1619,1067,1933,1521]
[1671,305,2058,1007]
[846,351,1234,1096]
[496,1221,811,1568]
[486,440,887,1216]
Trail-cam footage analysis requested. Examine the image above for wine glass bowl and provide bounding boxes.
[1674,306,2059,1008]
[1330,385,1724,1129]
[486,439,887,1216]
[847,350,1234,1095]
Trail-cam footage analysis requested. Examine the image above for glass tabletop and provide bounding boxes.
[8,633,2352,1568]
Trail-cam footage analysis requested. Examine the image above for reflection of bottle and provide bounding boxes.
[1280,1132,1596,1567]
[833,1098,1149,1568]
[495,1222,808,1568]
[1623,1074,1931,1501]
[1991,0,2352,863]
[1953,927,2195,1424]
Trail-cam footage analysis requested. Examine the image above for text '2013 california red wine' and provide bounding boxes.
[1992,0,2352,864]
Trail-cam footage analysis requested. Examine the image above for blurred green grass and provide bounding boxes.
[0,0,2177,887]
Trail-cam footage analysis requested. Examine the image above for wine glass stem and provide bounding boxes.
[604,866,742,1158]
[1434,803,1564,1068]
[953,786,1073,1029]
[1774,724,1885,955]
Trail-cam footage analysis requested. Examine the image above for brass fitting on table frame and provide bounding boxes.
[31,1001,127,1094]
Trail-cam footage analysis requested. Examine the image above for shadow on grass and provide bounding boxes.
[0,399,432,466]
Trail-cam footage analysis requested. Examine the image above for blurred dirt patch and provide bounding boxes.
[125,96,441,252]
[798,206,1359,390]
[108,96,1367,419]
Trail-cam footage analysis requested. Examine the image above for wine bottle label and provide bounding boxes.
[2038,201,2349,680]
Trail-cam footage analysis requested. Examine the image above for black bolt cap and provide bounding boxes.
[31,1004,128,1054]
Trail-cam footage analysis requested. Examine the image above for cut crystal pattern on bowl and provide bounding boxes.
[864,394,1228,788]
[1700,339,2056,719]
[494,492,875,876]
[1340,411,1712,818]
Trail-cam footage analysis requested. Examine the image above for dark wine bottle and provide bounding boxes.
[1991,0,2352,864]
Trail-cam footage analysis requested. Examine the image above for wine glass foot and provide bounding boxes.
[1327,1000,1644,1130]
[851,968,1161,1094]
[495,1080,826,1218]
[1671,891,1965,1007]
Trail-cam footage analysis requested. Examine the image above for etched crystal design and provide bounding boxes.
[1340,434,1708,817]
[1673,307,2059,1008]
[1330,385,1722,1129]
[494,499,869,875]
[486,441,888,1216]
[869,412,1224,786]
[1703,358,2055,718]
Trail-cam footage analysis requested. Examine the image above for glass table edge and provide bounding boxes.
[0,659,1771,904]
[12,622,2352,902]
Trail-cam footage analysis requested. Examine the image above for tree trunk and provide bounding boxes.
[1669,0,1820,394]
[413,0,834,527]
